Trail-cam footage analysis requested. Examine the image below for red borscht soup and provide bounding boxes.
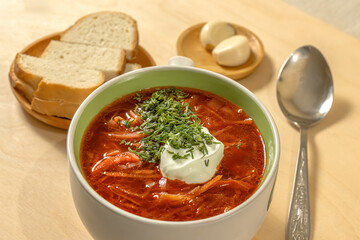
[80,87,265,221]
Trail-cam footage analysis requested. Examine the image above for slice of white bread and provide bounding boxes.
[40,40,126,81]
[60,11,138,60]
[11,65,82,119]
[123,63,141,73]
[14,53,105,104]
[10,68,35,102]
[31,97,79,119]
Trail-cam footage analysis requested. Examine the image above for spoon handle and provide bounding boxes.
[286,127,310,240]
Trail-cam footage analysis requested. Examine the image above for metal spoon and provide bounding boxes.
[276,45,334,240]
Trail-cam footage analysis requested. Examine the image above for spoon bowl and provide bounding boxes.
[277,46,333,127]
[277,45,333,240]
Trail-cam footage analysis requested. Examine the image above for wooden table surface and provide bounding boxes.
[1,0,359,239]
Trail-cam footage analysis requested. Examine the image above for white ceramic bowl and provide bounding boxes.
[67,57,280,240]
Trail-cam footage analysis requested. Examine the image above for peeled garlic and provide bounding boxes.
[212,35,251,67]
[199,21,236,51]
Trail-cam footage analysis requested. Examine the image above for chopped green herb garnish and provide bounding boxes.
[186,147,195,159]
[128,87,216,163]
[204,159,210,167]
[171,153,190,160]
[133,92,144,102]
[236,140,243,149]
[121,119,133,128]
[120,139,132,146]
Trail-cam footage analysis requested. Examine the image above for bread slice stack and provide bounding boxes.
[13,54,105,119]
[11,11,141,120]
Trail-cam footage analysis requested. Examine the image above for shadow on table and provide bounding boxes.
[253,211,285,239]
[237,53,274,92]
[17,105,67,132]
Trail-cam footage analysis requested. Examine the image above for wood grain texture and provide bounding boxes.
[1,0,360,239]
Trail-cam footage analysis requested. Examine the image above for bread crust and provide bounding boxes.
[14,53,43,89]
[9,66,35,102]
[33,76,104,104]
[31,97,79,119]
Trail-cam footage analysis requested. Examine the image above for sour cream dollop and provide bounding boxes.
[160,127,224,184]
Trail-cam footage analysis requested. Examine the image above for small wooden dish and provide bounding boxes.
[177,23,264,80]
[9,32,156,130]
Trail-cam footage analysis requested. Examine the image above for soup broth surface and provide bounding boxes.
[81,87,265,221]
